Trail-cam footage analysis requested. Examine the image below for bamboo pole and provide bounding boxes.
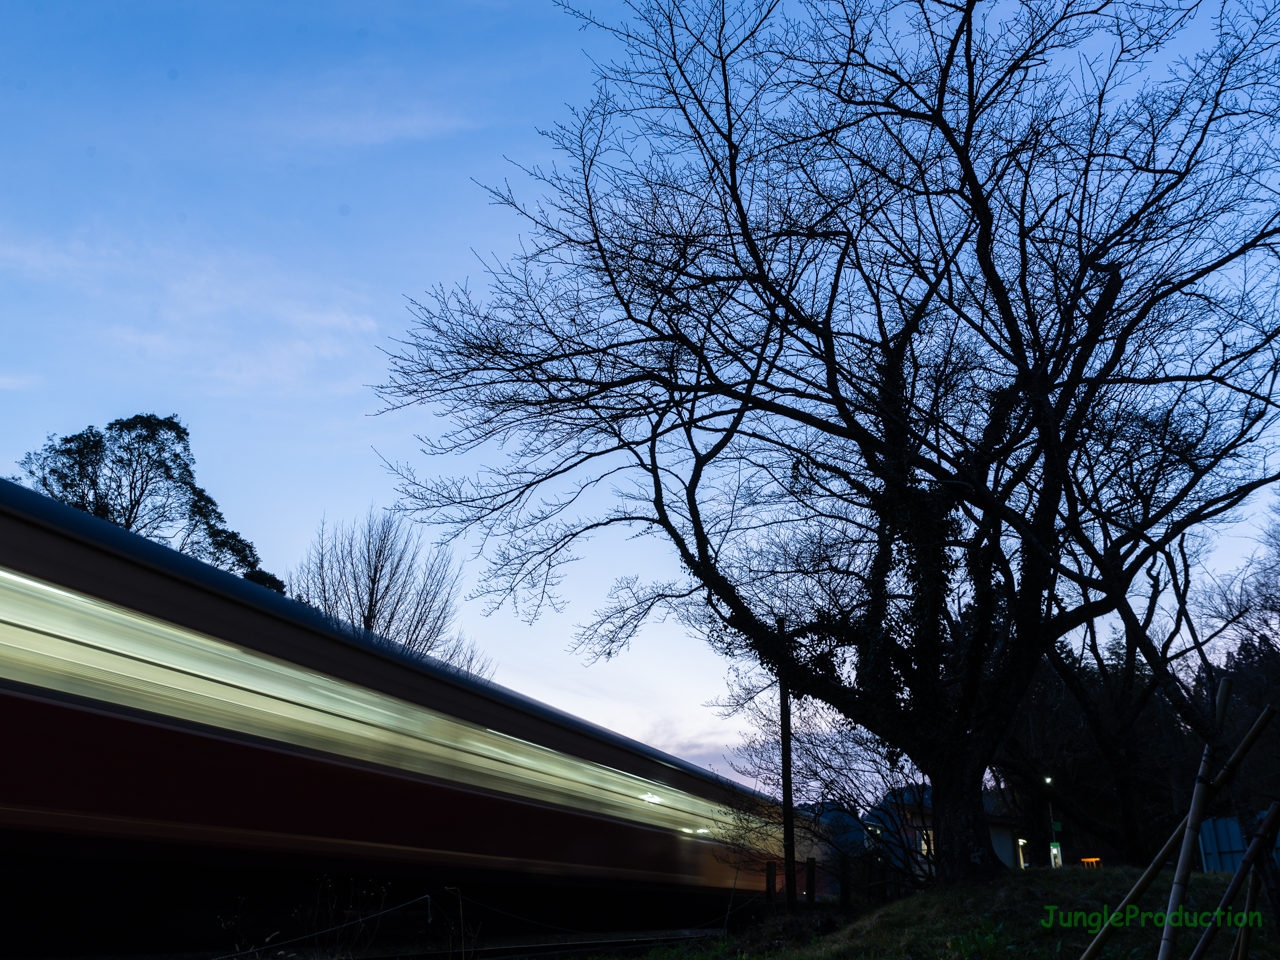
[1187,802,1280,960]
[1158,678,1233,960]
[1079,704,1276,960]
[1227,867,1261,960]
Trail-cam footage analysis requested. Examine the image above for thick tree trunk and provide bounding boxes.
[1110,748,1149,863]
[929,761,1004,880]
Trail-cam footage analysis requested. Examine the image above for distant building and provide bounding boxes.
[1200,814,1280,872]
[862,785,1024,875]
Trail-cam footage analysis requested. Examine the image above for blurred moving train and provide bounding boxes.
[0,480,762,958]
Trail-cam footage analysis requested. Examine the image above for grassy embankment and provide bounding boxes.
[641,866,1277,960]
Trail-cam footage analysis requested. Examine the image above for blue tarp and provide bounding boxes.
[1199,815,1280,873]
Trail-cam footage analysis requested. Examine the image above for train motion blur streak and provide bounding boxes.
[0,479,772,957]
[0,564,730,838]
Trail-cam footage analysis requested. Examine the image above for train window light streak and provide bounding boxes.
[0,565,735,837]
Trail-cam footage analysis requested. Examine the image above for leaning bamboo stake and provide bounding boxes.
[1187,802,1280,960]
[1227,867,1261,960]
[1079,823,1187,960]
[1079,704,1276,960]
[1158,678,1233,960]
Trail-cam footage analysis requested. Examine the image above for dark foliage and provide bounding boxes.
[1217,637,1280,810]
[13,413,284,591]
[996,656,1199,865]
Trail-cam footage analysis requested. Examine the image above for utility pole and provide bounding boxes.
[780,679,797,913]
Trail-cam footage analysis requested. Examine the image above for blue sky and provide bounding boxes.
[0,0,752,776]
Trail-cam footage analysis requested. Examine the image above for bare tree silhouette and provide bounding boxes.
[291,508,493,678]
[383,0,1280,877]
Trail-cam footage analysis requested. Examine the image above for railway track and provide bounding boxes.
[350,930,723,960]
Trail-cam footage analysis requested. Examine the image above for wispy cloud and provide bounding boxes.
[0,374,39,391]
[273,104,474,148]
[0,229,384,399]
[0,237,131,279]
[187,64,480,155]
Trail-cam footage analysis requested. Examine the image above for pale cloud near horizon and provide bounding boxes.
[642,715,745,783]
